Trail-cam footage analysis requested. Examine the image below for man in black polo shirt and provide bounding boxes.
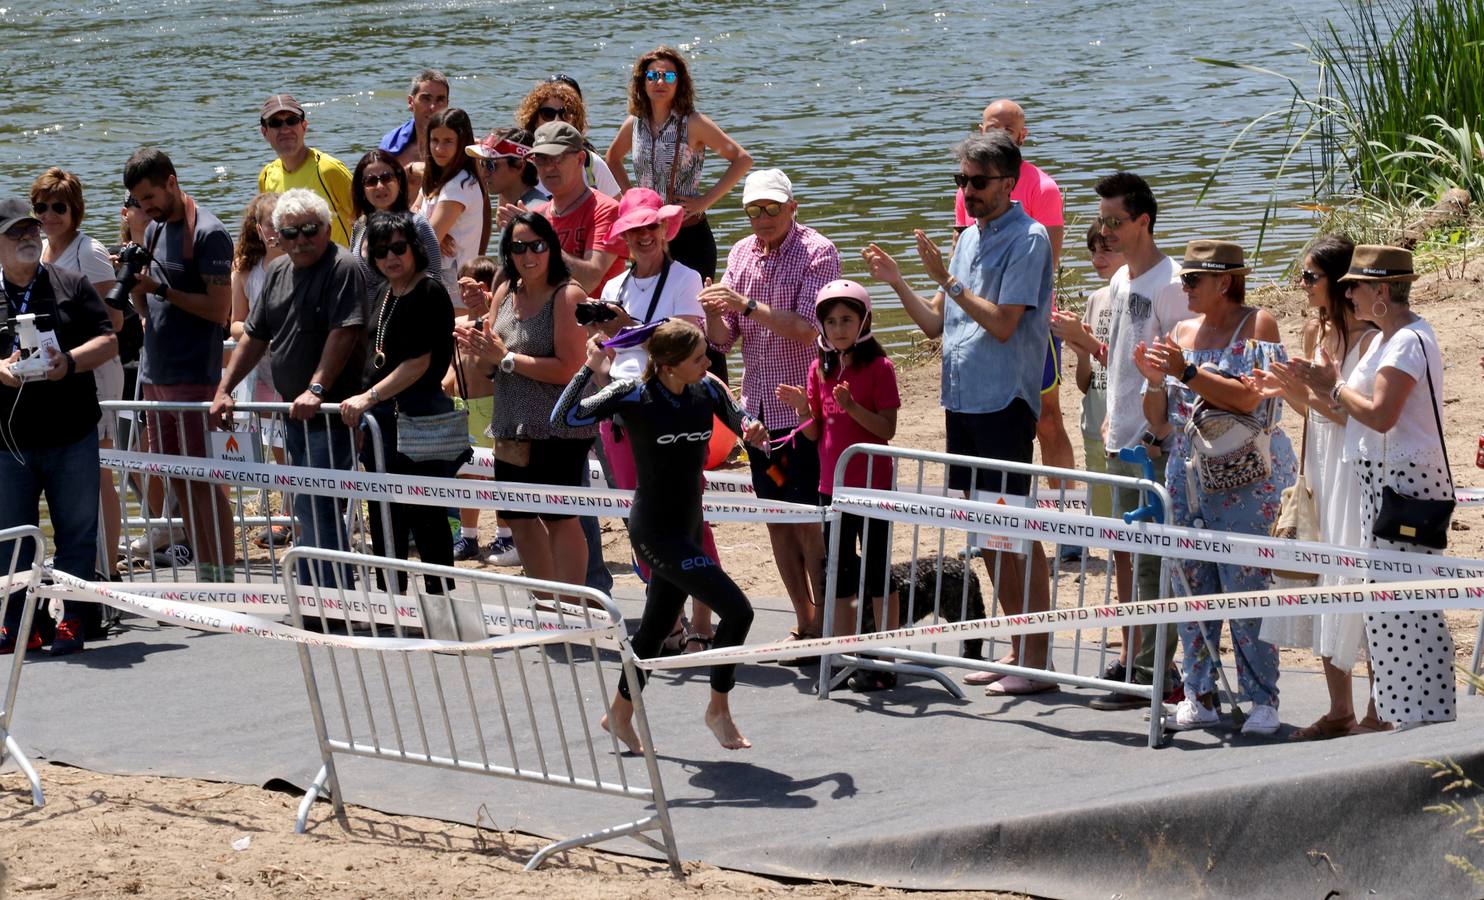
[0,198,119,656]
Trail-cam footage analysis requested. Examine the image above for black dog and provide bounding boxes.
[841,553,987,660]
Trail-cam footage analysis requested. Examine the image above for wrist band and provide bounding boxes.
[63,350,76,377]
[1329,382,1344,403]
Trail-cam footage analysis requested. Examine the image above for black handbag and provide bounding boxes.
[1370,331,1454,550]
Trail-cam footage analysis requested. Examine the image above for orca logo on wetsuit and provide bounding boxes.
[656,430,713,445]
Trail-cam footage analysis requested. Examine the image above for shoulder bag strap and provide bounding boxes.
[666,114,682,204]
[641,256,674,325]
[1415,329,1453,488]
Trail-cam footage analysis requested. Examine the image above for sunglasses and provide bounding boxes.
[953,173,1012,190]
[537,106,569,122]
[509,239,548,255]
[362,172,397,188]
[1299,268,1320,286]
[1094,215,1128,229]
[278,222,322,240]
[369,240,410,259]
[744,202,784,219]
[32,201,69,216]
[1179,272,1211,288]
[262,114,304,129]
[645,70,679,84]
[3,221,40,239]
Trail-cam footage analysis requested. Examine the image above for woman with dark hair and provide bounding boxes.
[553,318,768,751]
[604,45,753,284]
[1136,240,1296,735]
[1285,245,1458,732]
[416,108,490,304]
[453,212,591,588]
[339,211,458,585]
[515,81,621,197]
[349,150,443,306]
[1254,235,1383,738]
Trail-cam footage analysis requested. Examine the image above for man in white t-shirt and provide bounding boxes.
[1088,171,1193,709]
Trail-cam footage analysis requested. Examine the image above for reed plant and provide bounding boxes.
[1198,0,1484,248]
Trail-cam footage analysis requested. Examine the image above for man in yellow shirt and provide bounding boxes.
[256,94,354,245]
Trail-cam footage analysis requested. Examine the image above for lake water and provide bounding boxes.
[1,0,1345,341]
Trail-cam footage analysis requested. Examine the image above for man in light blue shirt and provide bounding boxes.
[863,130,1056,694]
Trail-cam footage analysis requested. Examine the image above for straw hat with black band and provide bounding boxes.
[1176,239,1251,277]
[1337,244,1419,283]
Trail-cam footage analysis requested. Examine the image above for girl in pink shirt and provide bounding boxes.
[778,280,901,691]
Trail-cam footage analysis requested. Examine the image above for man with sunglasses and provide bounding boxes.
[124,147,239,582]
[863,132,1056,695]
[700,167,840,650]
[257,94,355,246]
[0,198,118,655]
[516,121,626,297]
[212,189,367,586]
[379,70,450,174]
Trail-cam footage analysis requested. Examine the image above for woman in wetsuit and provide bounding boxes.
[553,319,766,751]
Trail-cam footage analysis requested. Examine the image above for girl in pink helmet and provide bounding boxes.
[776,279,902,691]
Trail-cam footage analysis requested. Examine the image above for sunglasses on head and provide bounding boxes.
[537,106,569,122]
[278,222,322,240]
[1299,268,1320,286]
[744,202,784,219]
[369,240,409,259]
[32,201,68,216]
[953,173,1012,190]
[362,172,397,188]
[509,239,548,255]
[262,113,303,129]
[3,221,40,240]
[645,69,679,84]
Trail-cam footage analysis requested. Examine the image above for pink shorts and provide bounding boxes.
[142,383,216,458]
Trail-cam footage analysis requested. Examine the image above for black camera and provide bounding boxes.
[103,243,152,310]
[574,301,619,326]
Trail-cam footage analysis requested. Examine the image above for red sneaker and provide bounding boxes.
[0,628,42,655]
[48,619,85,656]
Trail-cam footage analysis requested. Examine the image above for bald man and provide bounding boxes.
[951,100,1076,562]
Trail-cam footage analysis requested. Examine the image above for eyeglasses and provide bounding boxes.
[3,221,40,240]
[645,70,679,84]
[509,239,548,255]
[537,106,569,122]
[1179,272,1210,288]
[123,196,141,209]
[369,240,410,259]
[261,114,303,129]
[32,201,69,216]
[953,173,1013,190]
[1299,268,1320,286]
[278,222,322,240]
[744,202,784,219]
[362,172,397,188]
[1094,215,1128,230]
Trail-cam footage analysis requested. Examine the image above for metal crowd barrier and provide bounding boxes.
[816,444,1179,748]
[100,401,391,588]
[0,525,46,807]
[283,547,680,872]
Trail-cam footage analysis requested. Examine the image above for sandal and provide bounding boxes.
[1348,716,1394,736]
[985,675,1059,696]
[659,618,689,656]
[778,628,821,667]
[682,633,715,655]
[849,670,898,693]
[1288,713,1357,742]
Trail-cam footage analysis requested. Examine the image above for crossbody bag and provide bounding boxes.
[1371,330,1455,549]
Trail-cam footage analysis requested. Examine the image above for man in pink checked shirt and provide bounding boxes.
[701,168,841,652]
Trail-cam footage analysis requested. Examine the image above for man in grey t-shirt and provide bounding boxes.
[213,189,367,584]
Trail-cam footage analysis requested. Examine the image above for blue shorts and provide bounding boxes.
[1041,335,1062,395]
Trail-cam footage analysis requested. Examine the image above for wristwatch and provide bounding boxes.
[742,298,758,318]
[308,382,325,397]
[367,386,381,404]
[1179,363,1198,384]
[499,353,517,374]
[945,279,966,299]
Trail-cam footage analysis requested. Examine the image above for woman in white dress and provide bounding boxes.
[32,168,122,570]
[1286,245,1458,731]
[1255,235,1381,738]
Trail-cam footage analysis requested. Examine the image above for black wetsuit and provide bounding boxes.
[554,367,755,697]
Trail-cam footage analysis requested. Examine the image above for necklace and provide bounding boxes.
[373,282,410,368]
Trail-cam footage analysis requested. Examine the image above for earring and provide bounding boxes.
[1371,299,1389,319]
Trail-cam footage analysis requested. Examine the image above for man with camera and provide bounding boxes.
[123,147,237,582]
[0,198,119,656]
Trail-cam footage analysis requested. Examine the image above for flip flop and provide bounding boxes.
[682,633,715,655]
[985,675,1059,696]
[963,670,1005,686]
[1288,713,1356,741]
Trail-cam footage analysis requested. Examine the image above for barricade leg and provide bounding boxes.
[1,528,47,807]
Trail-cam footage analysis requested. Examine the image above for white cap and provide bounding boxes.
[742,168,793,205]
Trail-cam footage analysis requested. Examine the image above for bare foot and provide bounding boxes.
[704,709,752,750]
[601,712,644,755]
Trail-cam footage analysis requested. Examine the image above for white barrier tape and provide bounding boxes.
[42,570,615,654]
[100,449,825,523]
[110,580,615,637]
[461,449,762,497]
[1458,487,1484,506]
[833,487,1484,583]
[641,575,1484,669]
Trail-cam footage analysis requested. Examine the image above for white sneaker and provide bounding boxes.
[1164,697,1219,731]
[485,537,521,566]
[128,525,180,559]
[1241,704,1281,736]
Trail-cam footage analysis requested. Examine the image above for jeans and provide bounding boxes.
[580,464,612,594]
[283,417,355,587]
[0,432,102,631]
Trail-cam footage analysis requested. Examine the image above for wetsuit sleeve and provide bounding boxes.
[552,366,642,428]
[704,375,756,438]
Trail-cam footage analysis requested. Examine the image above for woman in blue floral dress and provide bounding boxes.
[1135,241,1297,736]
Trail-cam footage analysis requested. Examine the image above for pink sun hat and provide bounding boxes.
[604,188,684,252]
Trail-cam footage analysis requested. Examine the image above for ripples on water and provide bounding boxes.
[0,0,1342,337]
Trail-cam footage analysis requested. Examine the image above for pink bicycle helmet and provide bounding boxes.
[813,279,873,352]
